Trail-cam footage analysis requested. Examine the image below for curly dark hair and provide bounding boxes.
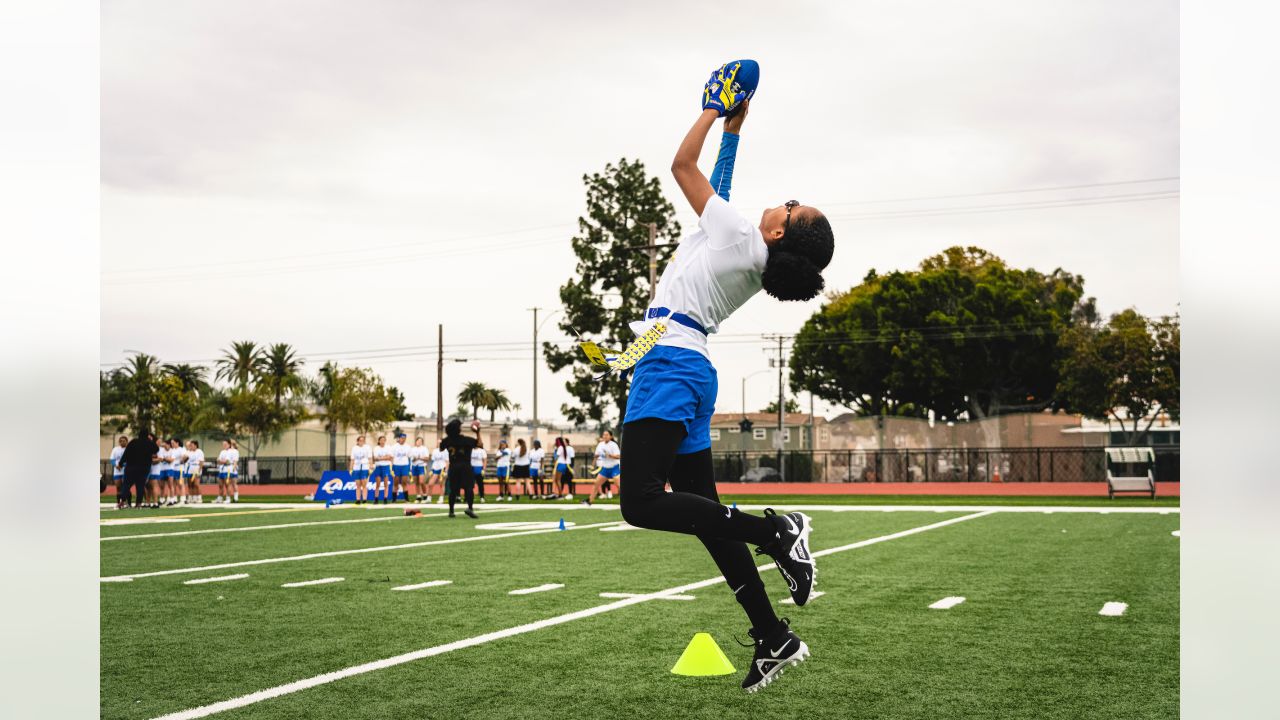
[762,212,835,301]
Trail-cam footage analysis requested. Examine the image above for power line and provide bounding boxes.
[817,176,1178,207]
[827,191,1178,222]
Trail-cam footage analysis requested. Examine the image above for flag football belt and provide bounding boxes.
[577,308,705,378]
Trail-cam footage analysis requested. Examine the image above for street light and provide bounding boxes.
[741,369,771,418]
[530,308,562,441]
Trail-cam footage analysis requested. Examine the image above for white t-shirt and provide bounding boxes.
[216,449,229,472]
[555,446,575,467]
[150,448,165,474]
[470,447,486,468]
[164,446,181,472]
[186,448,205,474]
[350,445,372,471]
[410,446,428,467]
[595,441,620,469]
[431,449,448,470]
[528,447,545,471]
[110,446,125,477]
[495,448,511,468]
[629,195,768,358]
[512,447,531,466]
[226,448,240,474]
[391,442,412,467]
[373,445,394,466]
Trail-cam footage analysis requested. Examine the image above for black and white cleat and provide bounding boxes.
[758,509,817,606]
[742,618,811,693]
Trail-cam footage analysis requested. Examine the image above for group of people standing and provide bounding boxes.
[344,427,622,510]
[109,433,242,508]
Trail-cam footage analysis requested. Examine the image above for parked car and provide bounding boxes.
[739,466,781,483]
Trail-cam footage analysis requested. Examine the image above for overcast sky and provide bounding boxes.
[101,0,1178,425]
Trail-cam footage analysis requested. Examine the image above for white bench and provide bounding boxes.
[1105,447,1157,499]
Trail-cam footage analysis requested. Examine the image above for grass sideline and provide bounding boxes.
[101,506,1178,719]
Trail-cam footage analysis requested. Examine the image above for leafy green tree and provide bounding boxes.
[791,247,1095,420]
[108,353,161,433]
[222,386,301,458]
[162,363,210,397]
[543,158,682,425]
[761,398,801,414]
[458,382,490,420]
[308,361,342,464]
[1057,310,1180,444]
[328,367,403,435]
[387,386,412,422]
[152,374,200,438]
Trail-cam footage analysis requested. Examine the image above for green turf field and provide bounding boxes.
[100,502,1179,719]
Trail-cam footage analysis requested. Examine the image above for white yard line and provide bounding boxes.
[101,520,624,582]
[103,501,1178,515]
[100,506,531,542]
[148,510,993,720]
[183,574,249,585]
[1099,601,1129,617]
[780,590,825,605]
[599,592,695,601]
[599,523,641,531]
[1172,530,1180,537]
[281,578,344,588]
[101,518,192,527]
[391,581,452,592]
[928,596,967,610]
[509,583,564,595]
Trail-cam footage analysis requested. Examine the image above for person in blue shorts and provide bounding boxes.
[527,439,545,499]
[470,443,487,503]
[390,433,412,503]
[585,431,620,505]
[349,435,372,505]
[371,435,394,504]
[494,440,513,501]
[616,66,835,692]
[410,436,429,503]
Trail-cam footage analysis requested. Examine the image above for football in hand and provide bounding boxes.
[471,420,482,433]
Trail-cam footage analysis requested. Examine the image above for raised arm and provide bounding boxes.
[671,109,719,216]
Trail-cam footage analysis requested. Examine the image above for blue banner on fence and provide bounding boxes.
[313,470,357,502]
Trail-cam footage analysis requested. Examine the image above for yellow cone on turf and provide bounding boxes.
[670,632,736,676]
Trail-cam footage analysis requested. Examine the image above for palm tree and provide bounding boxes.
[121,353,160,432]
[458,382,490,420]
[309,361,341,467]
[483,387,516,422]
[258,343,305,410]
[163,363,209,397]
[215,341,261,389]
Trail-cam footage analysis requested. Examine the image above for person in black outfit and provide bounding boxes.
[119,432,159,509]
[439,419,480,518]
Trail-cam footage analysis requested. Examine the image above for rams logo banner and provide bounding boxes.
[313,470,358,502]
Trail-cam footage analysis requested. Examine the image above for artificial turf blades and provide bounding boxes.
[100,503,1178,719]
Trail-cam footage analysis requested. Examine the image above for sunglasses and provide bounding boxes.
[784,200,800,235]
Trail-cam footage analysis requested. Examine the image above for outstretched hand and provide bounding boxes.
[701,62,747,117]
[724,99,749,134]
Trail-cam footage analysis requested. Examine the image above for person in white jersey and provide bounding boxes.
[110,435,128,509]
[469,443,488,503]
[493,440,513,501]
[215,440,232,503]
[584,430,620,506]
[226,440,241,502]
[615,69,836,692]
[429,444,448,503]
[147,442,164,508]
[184,440,205,503]
[371,435,394,504]
[510,438,531,500]
[167,438,186,505]
[410,436,429,503]
[349,435,372,505]
[528,439,546,499]
[553,437,575,500]
[390,433,412,503]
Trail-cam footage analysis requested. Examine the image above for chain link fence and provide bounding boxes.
[102,446,1179,486]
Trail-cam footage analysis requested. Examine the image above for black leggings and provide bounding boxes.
[447,473,474,510]
[620,418,779,632]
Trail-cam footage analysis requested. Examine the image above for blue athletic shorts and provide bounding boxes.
[149,472,161,481]
[529,468,540,477]
[351,469,370,480]
[556,463,568,474]
[431,468,442,476]
[623,344,717,454]
[372,465,392,479]
[472,467,483,478]
[597,465,620,479]
[411,466,425,477]
[392,464,410,477]
[496,466,509,479]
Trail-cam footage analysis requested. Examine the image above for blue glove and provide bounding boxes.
[700,59,760,117]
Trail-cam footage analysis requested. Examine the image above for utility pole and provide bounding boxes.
[436,324,444,438]
[646,222,658,302]
[764,334,789,481]
[530,307,539,441]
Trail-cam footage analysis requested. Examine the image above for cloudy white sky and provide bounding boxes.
[101,0,1178,424]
